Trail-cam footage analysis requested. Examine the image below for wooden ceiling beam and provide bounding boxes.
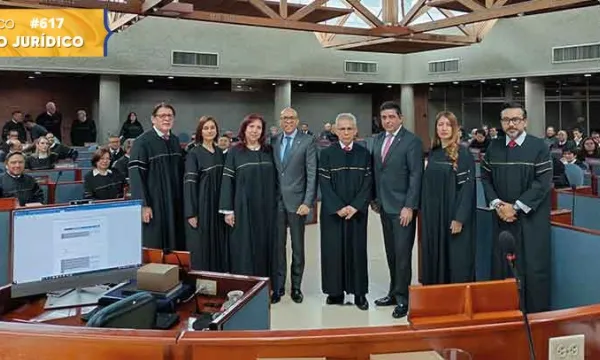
[286,0,328,21]
[279,0,287,17]
[340,0,385,27]
[410,0,592,33]
[437,8,471,36]
[399,0,427,26]
[182,10,377,36]
[248,0,281,18]
[456,0,486,11]
[382,0,399,24]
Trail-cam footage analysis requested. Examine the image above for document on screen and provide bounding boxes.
[52,218,109,276]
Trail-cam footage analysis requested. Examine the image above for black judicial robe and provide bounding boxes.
[112,155,130,179]
[128,130,185,250]
[318,143,371,296]
[184,145,229,272]
[25,153,58,170]
[83,170,125,200]
[420,146,476,285]
[218,145,278,282]
[480,135,553,313]
[0,173,45,206]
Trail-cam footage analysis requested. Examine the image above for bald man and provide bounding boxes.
[271,107,317,304]
[36,101,63,141]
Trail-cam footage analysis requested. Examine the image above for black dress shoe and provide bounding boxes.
[374,295,397,307]
[271,293,281,304]
[354,295,369,311]
[291,289,303,304]
[392,303,408,319]
[326,294,344,305]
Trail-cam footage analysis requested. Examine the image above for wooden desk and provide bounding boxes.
[551,209,572,225]
[0,271,269,331]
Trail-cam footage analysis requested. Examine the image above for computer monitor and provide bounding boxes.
[11,200,143,308]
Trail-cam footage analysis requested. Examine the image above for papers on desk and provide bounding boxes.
[30,308,77,322]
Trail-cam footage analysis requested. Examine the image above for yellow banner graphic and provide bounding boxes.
[0,9,110,57]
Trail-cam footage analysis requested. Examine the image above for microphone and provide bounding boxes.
[55,170,63,184]
[570,184,577,224]
[499,231,536,360]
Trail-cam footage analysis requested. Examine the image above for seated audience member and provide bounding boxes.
[0,152,45,206]
[119,112,144,141]
[552,130,573,150]
[83,147,125,200]
[107,135,124,167]
[545,126,558,148]
[23,114,48,141]
[112,138,133,179]
[468,129,490,151]
[2,110,26,142]
[25,137,58,170]
[0,130,19,154]
[577,137,600,161]
[217,135,231,154]
[552,156,570,188]
[46,132,78,160]
[488,127,499,140]
[561,146,589,171]
[591,131,600,145]
[572,127,584,149]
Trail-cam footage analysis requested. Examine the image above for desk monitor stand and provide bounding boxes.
[44,285,111,310]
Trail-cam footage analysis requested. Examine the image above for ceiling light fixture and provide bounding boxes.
[167,76,174,79]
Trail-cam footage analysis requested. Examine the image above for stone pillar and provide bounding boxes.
[400,84,415,132]
[98,75,121,143]
[274,81,291,126]
[524,77,546,138]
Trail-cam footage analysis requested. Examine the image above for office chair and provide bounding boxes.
[86,291,157,329]
[564,163,585,187]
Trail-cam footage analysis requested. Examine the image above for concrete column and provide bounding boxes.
[400,84,415,132]
[504,83,514,102]
[524,77,546,138]
[98,75,121,143]
[274,81,291,126]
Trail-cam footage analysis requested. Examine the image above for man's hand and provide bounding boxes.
[496,202,517,222]
[345,206,358,220]
[188,216,198,228]
[296,204,310,216]
[399,207,414,227]
[370,201,380,214]
[225,213,235,227]
[142,206,153,223]
[336,207,349,218]
[450,220,463,234]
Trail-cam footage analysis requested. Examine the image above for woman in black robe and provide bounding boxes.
[421,111,476,285]
[83,147,126,200]
[119,112,144,141]
[1,152,45,206]
[184,116,228,272]
[25,137,58,170]
[218,114,278,295]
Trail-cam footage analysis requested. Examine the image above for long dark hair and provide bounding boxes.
[235,113,271,152]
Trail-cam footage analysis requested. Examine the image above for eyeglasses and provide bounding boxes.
[500,117,524,125]
[155,114,174,119]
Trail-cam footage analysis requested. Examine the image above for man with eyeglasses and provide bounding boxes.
[129,102,185,251]
[271,107,317,304]
[480,102,552,313]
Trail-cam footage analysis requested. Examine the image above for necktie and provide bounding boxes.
[344,146,351,152]
[508,140,517,148]
[281,136,292,163]
[162,134,169,141]
[382,133,394,161]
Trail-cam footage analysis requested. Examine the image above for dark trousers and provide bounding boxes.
[380,212,416,304]
[274,211,306,292]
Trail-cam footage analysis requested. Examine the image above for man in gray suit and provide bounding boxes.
[372,101,424,319]
[272,107,317,304]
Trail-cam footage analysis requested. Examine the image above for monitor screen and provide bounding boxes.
[11,200,143,298]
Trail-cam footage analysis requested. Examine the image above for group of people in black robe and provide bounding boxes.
[121,100,552,320]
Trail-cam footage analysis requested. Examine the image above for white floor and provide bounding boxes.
[270,207,419,330]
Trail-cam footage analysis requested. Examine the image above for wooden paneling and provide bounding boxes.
[0,72,97,145]
[413,84,430,151]
[550,209,572,226]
